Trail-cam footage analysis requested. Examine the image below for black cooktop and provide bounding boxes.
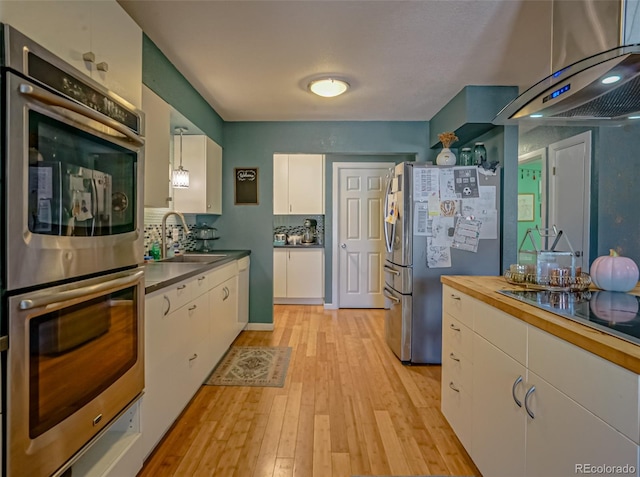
[499,289,640,346]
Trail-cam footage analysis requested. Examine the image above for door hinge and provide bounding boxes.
[552,166,556,175]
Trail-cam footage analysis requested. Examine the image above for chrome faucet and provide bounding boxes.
[161,211,191,258]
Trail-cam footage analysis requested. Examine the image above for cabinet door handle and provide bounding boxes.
[512,375,523,407]
[449,382,460,393]
[189,353,198,362]
[188,305,197,311]
[450,294,461,301]
[177,284,187,290]
[223,287,229,300]
[524,385,536,419]
[198,276,206,282]
[449,352,460,362]
[289,204,292,212]
[449,323,461,331]
[163,295,171,316]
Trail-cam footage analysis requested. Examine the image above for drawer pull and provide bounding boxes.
[449,323,461,331]
[449,352,460,362]
[188,305,197,311]
[450,294,461,301]
[163,295,171,316]
[177,284,187,290]
[449,382,460,393]
[189,353,198,362]
[524,385,536,419]
[198,276,206,282]
[512,375,523,407]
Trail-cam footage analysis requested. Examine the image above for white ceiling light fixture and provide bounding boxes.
[308,78,350,98]
[172,127,189,188]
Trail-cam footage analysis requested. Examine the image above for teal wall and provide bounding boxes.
[518,123,640,267]
[140,36,523,324]
[213,122,429,323]
[142,35,224,144]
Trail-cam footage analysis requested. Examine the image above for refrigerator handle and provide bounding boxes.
[383,287,400,303]
[383,176,395,253]
[383,265,400,276]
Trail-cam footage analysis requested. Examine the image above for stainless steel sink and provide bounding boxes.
[160,253,228,263]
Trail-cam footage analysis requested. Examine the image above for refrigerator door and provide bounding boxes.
[383,285,412,362]
[386,162,412,267]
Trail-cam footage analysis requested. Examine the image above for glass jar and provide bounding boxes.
[459,147,473,166]
[473,142,487,165]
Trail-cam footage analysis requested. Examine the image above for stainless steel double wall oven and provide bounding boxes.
[1,25,145,477]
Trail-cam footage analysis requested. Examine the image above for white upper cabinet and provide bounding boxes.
[0,0,142,107]
[142,85,171,208]
[273,154,324,214]
[172,135,223,214]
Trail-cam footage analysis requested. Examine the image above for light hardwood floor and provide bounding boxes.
[138,305,480,477]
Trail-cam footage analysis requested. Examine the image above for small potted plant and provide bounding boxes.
[437,132,458,165]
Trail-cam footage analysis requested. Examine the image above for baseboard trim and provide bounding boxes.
[245,323,275,331]
[274,298,324,305]
[323,302,337,310]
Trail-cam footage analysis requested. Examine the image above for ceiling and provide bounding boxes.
[119,0,554,122]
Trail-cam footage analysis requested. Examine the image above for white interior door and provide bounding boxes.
[337,164,393,308]
[548,132,591,270]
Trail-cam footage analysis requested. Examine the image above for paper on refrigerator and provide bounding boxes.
[413,167,439,201]
[426,237,452,268]
[460,185,498,239]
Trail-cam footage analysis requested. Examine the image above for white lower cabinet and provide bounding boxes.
[525,369,638,477]
[472,334,526,477]
[142,259,243,460]
[274,248,324,304]
[441,288,640,477]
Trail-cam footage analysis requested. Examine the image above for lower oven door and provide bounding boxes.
[7,268,145,477]
[383,286,412,363]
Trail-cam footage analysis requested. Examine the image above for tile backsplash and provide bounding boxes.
[273,215,324,243]
[143,208,220,256]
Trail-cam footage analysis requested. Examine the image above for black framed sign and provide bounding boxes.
[234,168,259,205]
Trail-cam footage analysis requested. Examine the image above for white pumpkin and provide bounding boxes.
[590,249,639,292]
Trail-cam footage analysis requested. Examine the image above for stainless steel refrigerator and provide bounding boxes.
[383,162,501,364]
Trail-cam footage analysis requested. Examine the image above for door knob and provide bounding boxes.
[340,243,346,249]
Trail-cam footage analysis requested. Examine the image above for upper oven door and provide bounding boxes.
[4,71,145,291]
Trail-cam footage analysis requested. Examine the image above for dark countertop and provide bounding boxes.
[273,244,324,249]
[143,250,250,294]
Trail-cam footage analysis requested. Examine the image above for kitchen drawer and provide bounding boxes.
[528,326,640,444]
[442,347,473,391]
[443,313,473,360]
[191,272,211,298]
[474,301,527,366]
[442,285,475,329]
[164,278,194,312]
[441,363,472,451]
[208,261,238,290]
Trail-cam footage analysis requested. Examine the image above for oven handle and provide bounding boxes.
[19,269,144,310]
[18,84,144,147]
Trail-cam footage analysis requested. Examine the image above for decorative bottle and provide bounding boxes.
[473,142,487,165]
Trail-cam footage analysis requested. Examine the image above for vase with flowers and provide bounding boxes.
[436,132,459,166]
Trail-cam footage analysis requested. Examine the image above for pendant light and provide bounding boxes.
[172,127,189,188]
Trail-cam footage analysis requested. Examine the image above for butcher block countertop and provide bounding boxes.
[441,275,640,374]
